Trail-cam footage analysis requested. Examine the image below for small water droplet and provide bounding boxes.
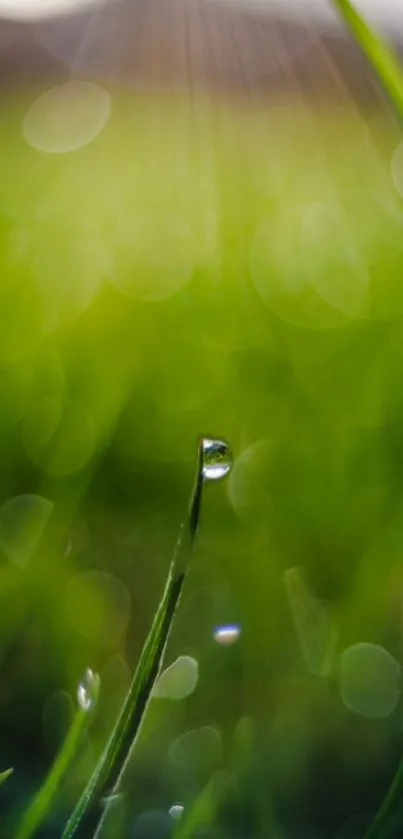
[202,438,232,481]
[213,624,241,646]
[169,803,184,820]
[77,668,100,711]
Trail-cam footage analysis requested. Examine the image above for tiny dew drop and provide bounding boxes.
[169,803,184,820]
[77,668,100,711]
[213,624,241,646]
[202,438,232,481]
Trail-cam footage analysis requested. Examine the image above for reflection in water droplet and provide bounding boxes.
[202,438,232,481]
[77,668,100,712]
[0,494,54,569]
[153,655,198,700]
[169,803,184,820]
[169,725,222,773]
[284,567,338,677]
[338,643,401,719]
[213,624,241,646]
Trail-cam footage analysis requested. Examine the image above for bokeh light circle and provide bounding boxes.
[169,725,223,773]
[22,82,111,154]
[338,643,401,719]
[0,494,54,568]
[153,655,199,700]
[22,397,95,475]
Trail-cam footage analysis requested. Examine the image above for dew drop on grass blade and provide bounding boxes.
[14,670,100,839]
[61,437,232,839]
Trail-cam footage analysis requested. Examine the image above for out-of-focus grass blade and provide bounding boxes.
[331,0,403,120]
[62,437,231,839]
[173,772,225,839]
[363,755,403,839]
[0,768,13,786]
[15,677,99,839]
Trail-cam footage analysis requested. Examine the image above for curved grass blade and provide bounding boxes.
[362,755,403,839]
[0,768,13,787]
[62,437,231,839]
[330,0,403,120]
[15,674,99,839]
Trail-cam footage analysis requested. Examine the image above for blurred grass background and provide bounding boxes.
[2,11,403,834]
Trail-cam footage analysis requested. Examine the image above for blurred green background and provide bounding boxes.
[1,82,403,838]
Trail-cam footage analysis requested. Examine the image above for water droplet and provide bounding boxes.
[169,803,184,820]
[152,655,198,700]
[202,438,232,481]
[338,643,401,719]
[77,668,100,712]
[213,624,241,646]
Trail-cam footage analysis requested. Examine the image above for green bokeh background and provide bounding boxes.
[1,88,403,838]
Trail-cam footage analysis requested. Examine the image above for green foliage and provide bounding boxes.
[2,3,403,838]
[0,769,13,787]
[15,685,99,839]
[331,0,403,119]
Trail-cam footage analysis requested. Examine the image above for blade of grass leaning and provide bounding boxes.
[330,0,403,120]
[62,437,231,839]
[0,768,13,787]
[15,672,100,839]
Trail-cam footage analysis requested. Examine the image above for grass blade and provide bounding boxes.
[61,437,230,839]
[0,768,13,787]
[172,772,226,839]
[330,0,403,120]
[363,755,403,839]
[15,673,99,839]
